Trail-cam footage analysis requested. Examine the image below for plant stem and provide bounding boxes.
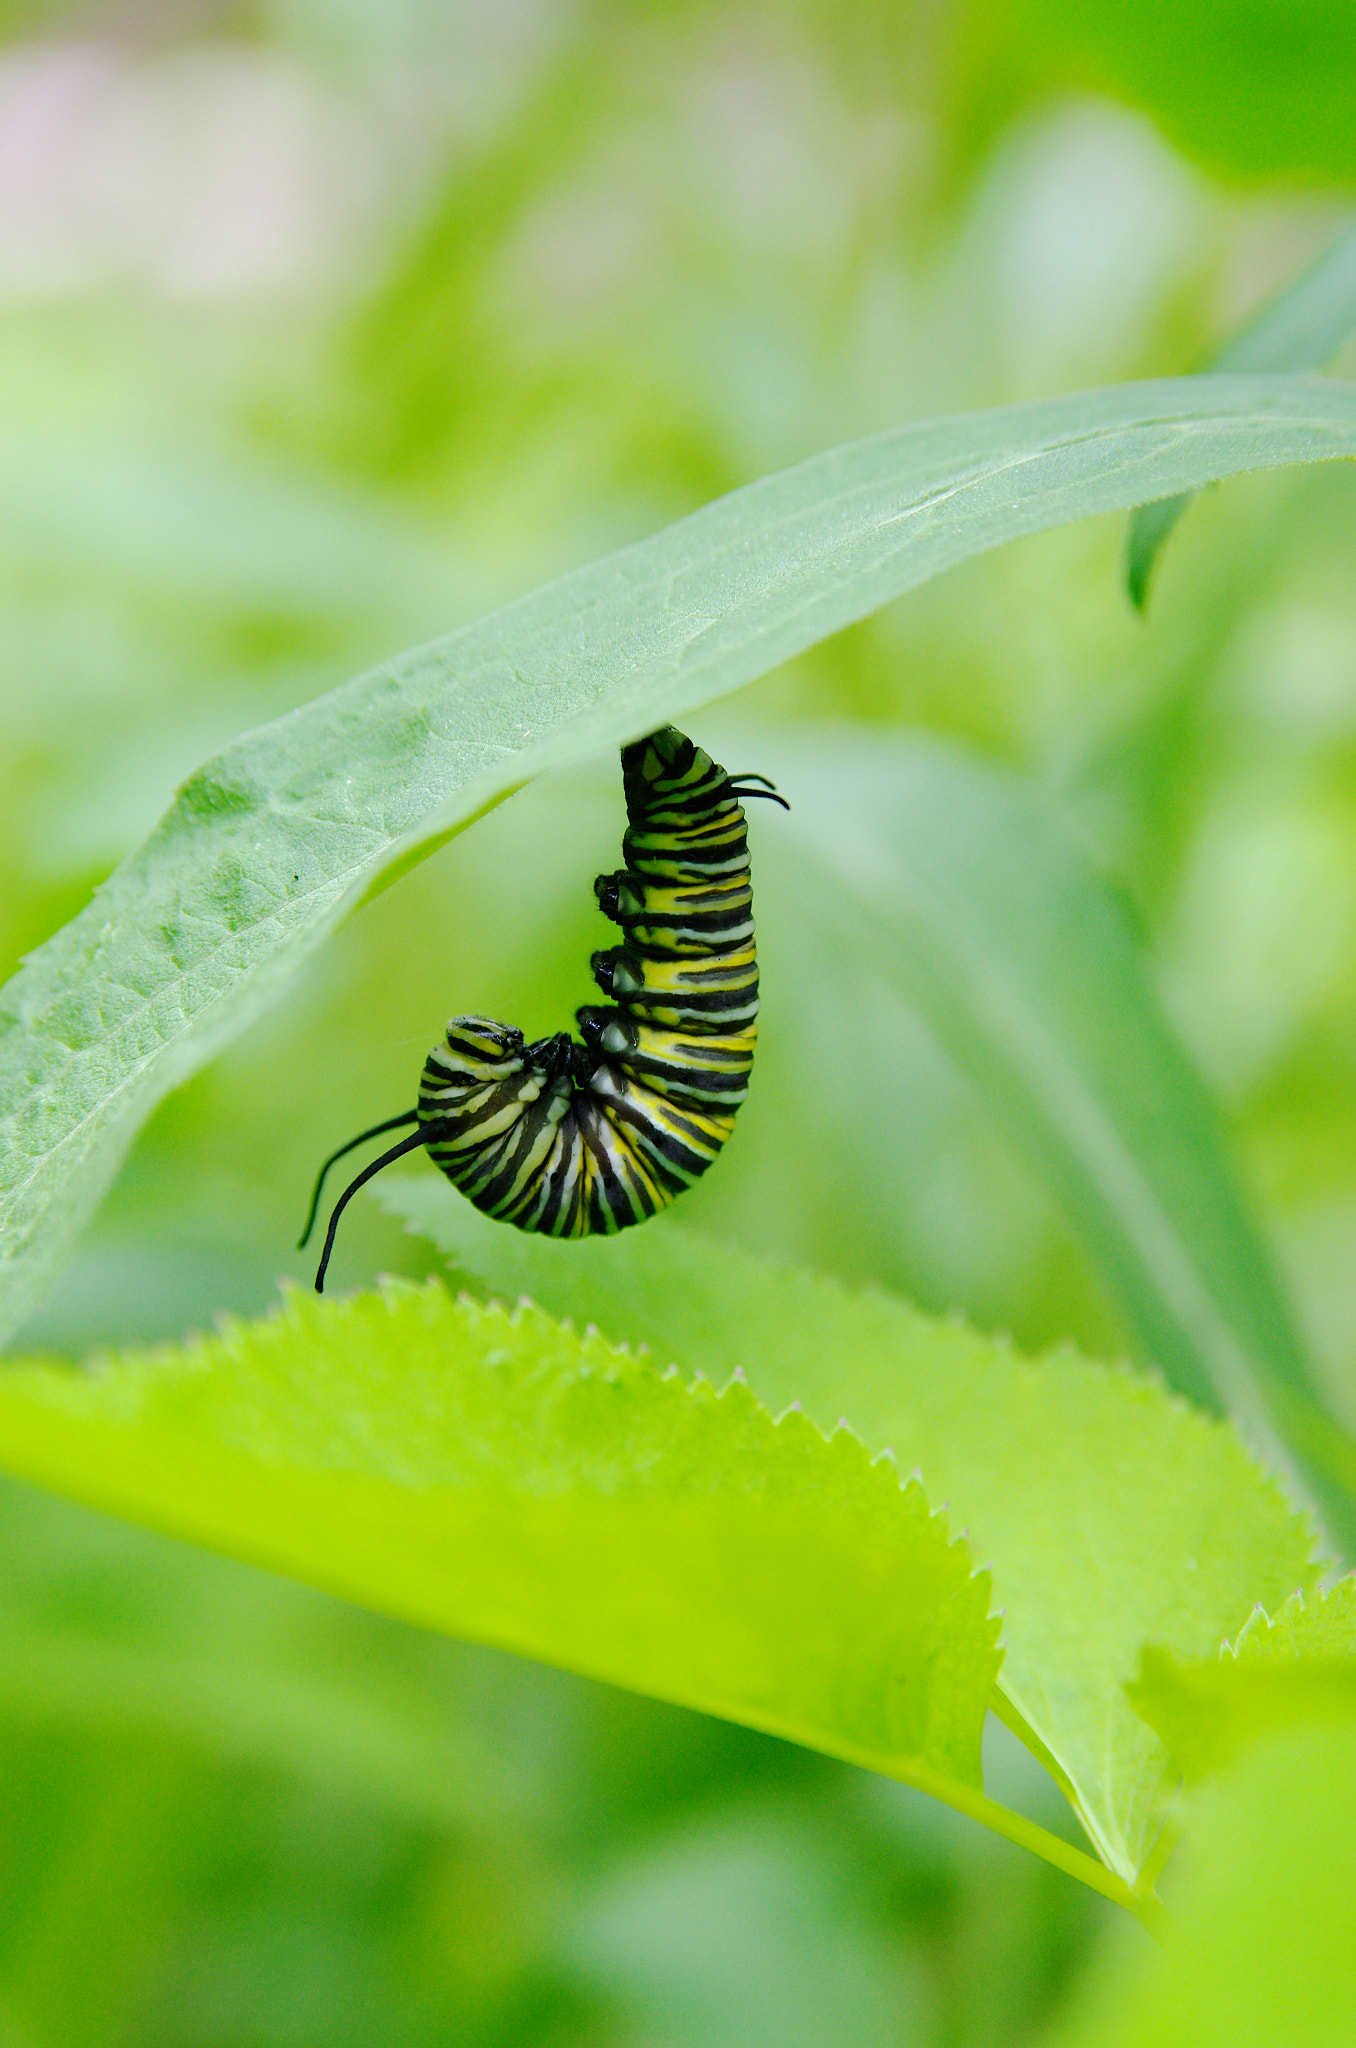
[898,1761,1171,1939]
[763,1710,1172,1937]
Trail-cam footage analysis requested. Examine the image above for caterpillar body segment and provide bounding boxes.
[303,726,783,1286]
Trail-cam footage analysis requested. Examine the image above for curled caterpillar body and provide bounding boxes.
[300,727,784,1288]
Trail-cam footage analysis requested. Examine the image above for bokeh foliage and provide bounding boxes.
[0,0,1354,2040]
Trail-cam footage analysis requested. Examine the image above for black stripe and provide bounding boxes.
[345,725,776,1248]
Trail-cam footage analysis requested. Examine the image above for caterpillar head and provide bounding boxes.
[625,725,698,777]
[436,1017,527,1081]
[622,726,720,809]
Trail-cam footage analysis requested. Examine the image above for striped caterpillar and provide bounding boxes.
[301,726,784,1290]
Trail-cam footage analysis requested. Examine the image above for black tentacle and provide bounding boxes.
[306,725,785,1268]
[728,782,790,811]
[313,1125,437,1293]
[298,1111,419,1249]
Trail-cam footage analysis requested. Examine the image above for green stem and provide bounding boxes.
[754,1709,1171,1937]
[987,1684,1170,1935]
[1135,1814,1180,1903]
[897,1761,1170,1939]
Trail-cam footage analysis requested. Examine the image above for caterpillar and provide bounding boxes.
[300,725,786,1291]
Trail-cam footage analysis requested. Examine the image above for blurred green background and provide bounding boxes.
[1,0,1353,2039]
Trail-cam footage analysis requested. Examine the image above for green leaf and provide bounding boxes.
[0,1281,1000,1812]
[1127,225,1356,607]
[382,1192,1320,1887]
[1232,1577,1356,1660]
[1128,1580,1356,1784]
[766,734,1356,1556]
[1049,1720,1356,2048]
[4,375,1356,1341]
[0,1478,539,1836]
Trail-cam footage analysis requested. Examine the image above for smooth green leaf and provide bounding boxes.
[4,375,1356,1342]
[1128,1580,1356,1783]
[383,1192,1319,1886]
[764,733,1356,1555]
[1049,1720,1356,2048]
[0,1281,1000,1809]
[1127,225,1356,607]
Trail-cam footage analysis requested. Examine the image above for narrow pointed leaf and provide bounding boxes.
[4,375,1356,1341]
[1126,224,1356,606]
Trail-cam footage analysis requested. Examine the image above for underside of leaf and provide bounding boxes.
[384,1188,1321,1885]
[4,375,1355,1343]
[0,1280,1000,1800]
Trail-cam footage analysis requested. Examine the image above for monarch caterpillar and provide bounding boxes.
[300,725,786,1291]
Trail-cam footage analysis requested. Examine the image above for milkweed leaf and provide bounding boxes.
[1125,225,1356,606]
[4,375,1356,1339]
